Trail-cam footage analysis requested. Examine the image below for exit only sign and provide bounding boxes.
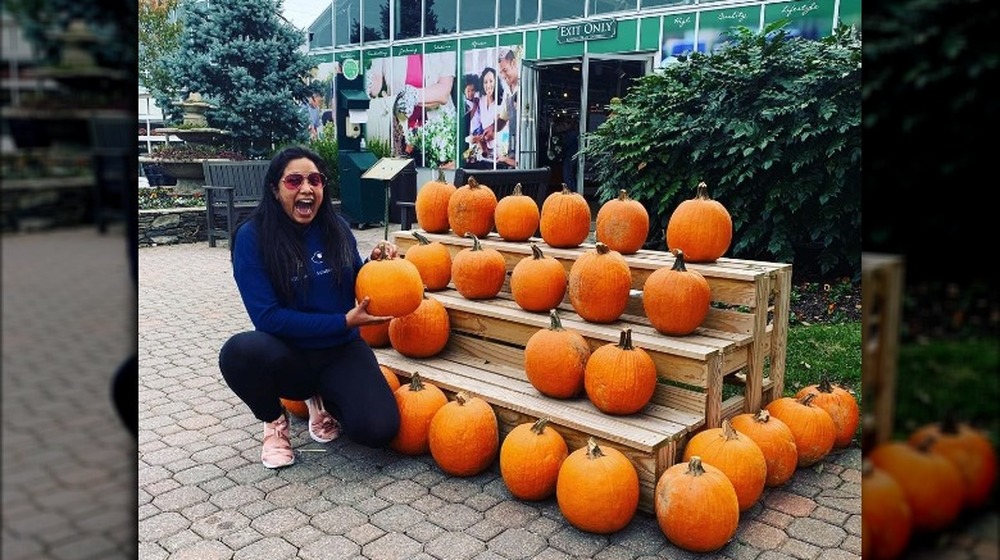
[557,19,618,44]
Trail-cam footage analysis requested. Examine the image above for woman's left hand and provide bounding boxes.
[370,241,399,262]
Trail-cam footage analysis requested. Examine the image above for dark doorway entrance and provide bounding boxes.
[535,63,581,193]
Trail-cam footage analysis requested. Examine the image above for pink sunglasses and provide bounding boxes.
[281,172,326,189]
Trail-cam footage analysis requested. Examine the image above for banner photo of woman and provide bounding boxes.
[461,44,522,170]
[364,44,458,169]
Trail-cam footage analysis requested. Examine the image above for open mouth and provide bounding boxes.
[294,198,315,217]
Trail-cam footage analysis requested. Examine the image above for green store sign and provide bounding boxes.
[557,19,618,44]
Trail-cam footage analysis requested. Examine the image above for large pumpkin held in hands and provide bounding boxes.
[415,169,456,233]
[499,417,568,501]
[494,183,540,242]
[655,456,740,553]
[355,243,424,317]
[642,249,711,336]
[540,183,592,248]
[556,438,639,534]
[595,189,649,255]
[666,181,732,262]
[448,176,497,238]
[428,391,499,477]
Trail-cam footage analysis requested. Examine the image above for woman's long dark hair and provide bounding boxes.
[231,146,355,306]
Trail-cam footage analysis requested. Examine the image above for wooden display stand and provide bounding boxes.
[861,253,904,451]
[373,230,792,512]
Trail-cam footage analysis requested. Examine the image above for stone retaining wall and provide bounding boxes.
[138,207,208,247]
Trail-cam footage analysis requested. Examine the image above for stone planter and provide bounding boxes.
[138,207,208,247]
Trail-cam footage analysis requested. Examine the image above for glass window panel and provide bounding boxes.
[428,0,457,35]
[362,0,389,42]
[395,0,422,39]
[498,0,538,26]
[335,0,360,46]
[641,0,694,7]
[588,0,636,16]
[541,0,583,21]
[460,0,494,31]
[309,4,334,49]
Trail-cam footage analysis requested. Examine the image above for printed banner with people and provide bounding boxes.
[460,44,522,170]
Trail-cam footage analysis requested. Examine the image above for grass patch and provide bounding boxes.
[784,322,862,398]
[892,338,999,446]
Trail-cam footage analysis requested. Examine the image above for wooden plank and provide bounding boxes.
[861,253,904,446]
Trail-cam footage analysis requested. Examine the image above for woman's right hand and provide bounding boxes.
[347,296,393,329]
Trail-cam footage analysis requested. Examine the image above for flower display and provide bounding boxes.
[407,105,457,167]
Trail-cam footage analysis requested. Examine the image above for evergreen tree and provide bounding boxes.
[154,0,318,158]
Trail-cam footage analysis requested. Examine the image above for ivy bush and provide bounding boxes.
[582,22,861,278]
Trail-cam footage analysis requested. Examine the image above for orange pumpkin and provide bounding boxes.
[595,189,649,255]
[281,398,309,419]
[765,393,837,467]
[567,242,631,324]
[499,417,568,501]
[428,392,499,476]
[682,419,768,512]
[359,321,390,347]
[510,244,568,312]
[415,169,456,233]
[524,309,591,399]
[390,373,449,455]
[655,456,740,553]
[404,231,453,291]
[584,328,657,415]
[451,233,507,300]
[494,183,540,242]
[665,180,732,262]
[795,376,860,449]
[908,417,998,510]
[388,296,450,358]
[540,183,592,248]
[355,245,425,317]
[869,440,964,533]
[556,438,639,534]
[380,365,401,392]
[447,176,497,238]
[643,249,711,336]
[729,409,798,488]
[861,459,913,560]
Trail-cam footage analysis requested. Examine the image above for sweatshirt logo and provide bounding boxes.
[311,251,324,264]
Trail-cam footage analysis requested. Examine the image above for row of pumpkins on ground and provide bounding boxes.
[287,371,866,553]
[862,416,998,560]
[354,175,735,337]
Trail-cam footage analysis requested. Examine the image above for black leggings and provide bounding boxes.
[219,331,400,448]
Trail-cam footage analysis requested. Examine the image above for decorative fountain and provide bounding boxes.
[142,92,235,192]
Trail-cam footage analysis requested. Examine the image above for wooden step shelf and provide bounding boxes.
[861,253,904,451]
[375,229,793,513]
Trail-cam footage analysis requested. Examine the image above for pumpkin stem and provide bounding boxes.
[914,433,937,453]
[531,243,545,260]
[465,232,483,251]
[722,418,740,440]
[617,328,634,350]
[754,409,771,423]
[375,241,391,261]
[468,176,480,189]
[531,417,551,435]
[686,456,707,476]
[561,183,572,195]
[455,391,470,406]
[513,183,524,196]
[436,168,446,183]
[548,309,565,331]
[670,249,688,272]
[941,409,960,434]
[595,242,610,255]
[797,392,818,407]
[408,372,426,392]
[695,181,712,200]
[617,189,629,202]
[585,437,606,460]
[413,231,431,245]
[817,375,835,394]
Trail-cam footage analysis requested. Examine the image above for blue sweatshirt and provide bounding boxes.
[232,217,365,349]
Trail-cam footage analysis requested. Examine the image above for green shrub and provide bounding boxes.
[307,123,340,199]
[581,22,860,278]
